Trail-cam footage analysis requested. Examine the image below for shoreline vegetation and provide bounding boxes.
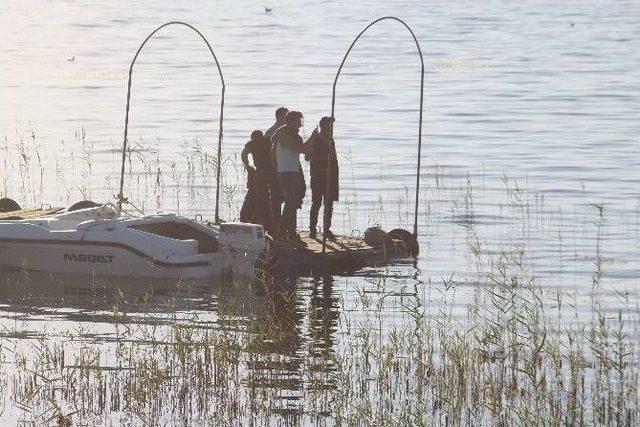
[0,129,638,425]
[2,239,637,425]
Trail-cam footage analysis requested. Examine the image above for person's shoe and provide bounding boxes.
[323,230,336,240]
[309,228,317,239]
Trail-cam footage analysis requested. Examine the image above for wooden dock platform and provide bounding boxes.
[265,233,413,274]
[0,207,64,220]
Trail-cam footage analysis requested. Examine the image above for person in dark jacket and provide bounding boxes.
[240,130,273,230]
[304,116,339,239]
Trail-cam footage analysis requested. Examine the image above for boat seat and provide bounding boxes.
[107,228,200,257]
[130,221,220,254]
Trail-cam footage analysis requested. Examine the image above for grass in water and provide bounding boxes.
[1,242,638,425]
[0,126,638,425]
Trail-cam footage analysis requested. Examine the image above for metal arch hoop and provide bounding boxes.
[325,16,424,251]
[117,21,226,224]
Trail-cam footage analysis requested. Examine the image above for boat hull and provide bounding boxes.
[0,209,264,280]
[0,241,256,279]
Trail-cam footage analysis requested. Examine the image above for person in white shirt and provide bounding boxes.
[266,107,288,229]
[271,110,312,240]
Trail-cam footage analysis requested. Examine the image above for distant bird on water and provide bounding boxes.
[265,6,272,13]
[67,56,75,62]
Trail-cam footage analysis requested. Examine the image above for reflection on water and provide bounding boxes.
[0,269,343,422]
[0,270,220,321]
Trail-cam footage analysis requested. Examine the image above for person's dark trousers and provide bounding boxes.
[240,191,254,223]
[241,170,257,223]
[241,189,271,227]
[278,172,300,238]
[270,183,283,233]
[310,190,333,232]
[242,170,272,230]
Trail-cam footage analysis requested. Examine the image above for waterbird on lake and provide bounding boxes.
[265,6,272,13]
[67,56,75,62]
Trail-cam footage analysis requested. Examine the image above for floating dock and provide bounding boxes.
[265,233,413,275]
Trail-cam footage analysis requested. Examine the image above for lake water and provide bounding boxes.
[0,0,639,424]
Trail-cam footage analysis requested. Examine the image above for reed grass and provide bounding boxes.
[2,249,638,425]
[0,126,638,425]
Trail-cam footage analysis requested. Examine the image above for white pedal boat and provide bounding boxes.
[0,204,265,279]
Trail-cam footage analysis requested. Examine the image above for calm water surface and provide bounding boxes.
[0,0,639,423]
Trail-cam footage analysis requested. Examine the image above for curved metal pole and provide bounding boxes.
[118,21,225,223]
[324,16,424,252]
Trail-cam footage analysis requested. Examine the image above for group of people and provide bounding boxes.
[240,107,339,241]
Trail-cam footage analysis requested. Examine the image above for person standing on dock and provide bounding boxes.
[265,107,289,233]
[265,107,289,140]
[240,130,272,230]
[272,110,309,240]
[305,116,339,239]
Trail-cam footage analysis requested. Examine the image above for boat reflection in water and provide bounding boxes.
[0,268,341,422]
